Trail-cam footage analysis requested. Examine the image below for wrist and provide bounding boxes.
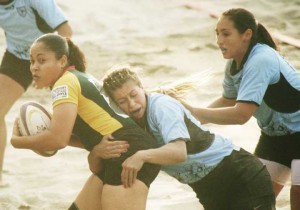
[136,150,147,163]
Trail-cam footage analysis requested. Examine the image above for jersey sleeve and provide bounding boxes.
[237,49,279,105]
[52,73,80,107]
[148,95,190,143]
[30,0,68,29]
[222,60,238,99]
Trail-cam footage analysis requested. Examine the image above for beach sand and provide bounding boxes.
[1,0,299,209]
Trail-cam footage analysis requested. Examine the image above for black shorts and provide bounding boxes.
[254,131,300,168]
[189,149,275,210]
[97,126,160,188]
[0,50,32,90]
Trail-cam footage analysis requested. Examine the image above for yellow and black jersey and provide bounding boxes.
[52,68,136,151]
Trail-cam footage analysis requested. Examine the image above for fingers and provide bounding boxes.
[13,118,21,136]
[121,166,137,188]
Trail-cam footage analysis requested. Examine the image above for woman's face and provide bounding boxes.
[110,80,147,121]
[30,42,66,88]
[215,16,251,65]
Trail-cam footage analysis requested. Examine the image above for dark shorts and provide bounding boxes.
[0,50,32,90]
[254,132,300,168]
[189,149,275,210]
[97,126,160,188]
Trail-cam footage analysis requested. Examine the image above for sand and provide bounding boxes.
[1,0,300,209]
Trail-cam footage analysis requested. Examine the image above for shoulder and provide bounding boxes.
[244,44,280,73]
[249,44,278,63]
[148,92,180,108]
[53,71,80,88]
[147,92,185,118]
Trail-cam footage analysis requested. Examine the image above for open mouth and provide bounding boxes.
[130,107,142,117]
[220,47,227,53]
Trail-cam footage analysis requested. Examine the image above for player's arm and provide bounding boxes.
[68,134,84,148]
[56,22,72,38]
[11,103,77,151]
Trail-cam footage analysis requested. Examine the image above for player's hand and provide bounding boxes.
[12,118,21,137]
[121,152,144,188]
[92,134,129,159]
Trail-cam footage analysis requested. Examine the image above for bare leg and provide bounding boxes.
[272,181,284,198]
[0,74,24,186]
[74,174,103,210]
[291,185,300,210]
[102,180,148,210]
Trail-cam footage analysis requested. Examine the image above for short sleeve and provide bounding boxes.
[52,73,80,107]
[30,0,68,29]
[148,95,190,143]
[237,49,279,105]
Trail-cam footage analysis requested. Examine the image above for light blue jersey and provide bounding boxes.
[223,43,300,136]
[147,92,234,184]
[0,0,67,59]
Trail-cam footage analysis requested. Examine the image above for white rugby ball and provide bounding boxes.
[18,101,57,157]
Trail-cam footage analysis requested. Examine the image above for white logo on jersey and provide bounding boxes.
[52,85,68,102]
[17,6,27,17]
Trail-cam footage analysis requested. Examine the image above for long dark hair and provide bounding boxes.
[34,34,87,72]
[222,8,277,50]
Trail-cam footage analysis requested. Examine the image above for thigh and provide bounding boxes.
[0,51,32,90]
[291,159,300,185]
[102,180,148,210]
[260,158,291,185]
[0,74,24,116]
[74,174,103,210]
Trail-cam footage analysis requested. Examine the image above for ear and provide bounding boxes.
[243,28,253,42]
[59,55,68,69]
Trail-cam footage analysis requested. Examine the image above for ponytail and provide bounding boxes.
[256,23,277,50]
[66,38,86,72]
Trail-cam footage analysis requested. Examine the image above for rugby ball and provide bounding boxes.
[18,101,57,157]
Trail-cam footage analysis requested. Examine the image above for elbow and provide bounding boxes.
[56,141,68,149]
[179,152,187,162]
[54,137,69,149]
[176,148,188,163]
[236,114,251,125]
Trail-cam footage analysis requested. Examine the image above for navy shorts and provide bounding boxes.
[189,149,275,210]
[97,126,161,188]
[0,50,32,90]
[255,131,300,168]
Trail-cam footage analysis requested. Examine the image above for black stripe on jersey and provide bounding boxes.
[31,7,54,33]
[264,73,300,113]
[184,114,214,154]
[73,115,102,151]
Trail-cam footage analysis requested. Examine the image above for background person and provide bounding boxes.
[0,0,72,185]
[183,8,300,210]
